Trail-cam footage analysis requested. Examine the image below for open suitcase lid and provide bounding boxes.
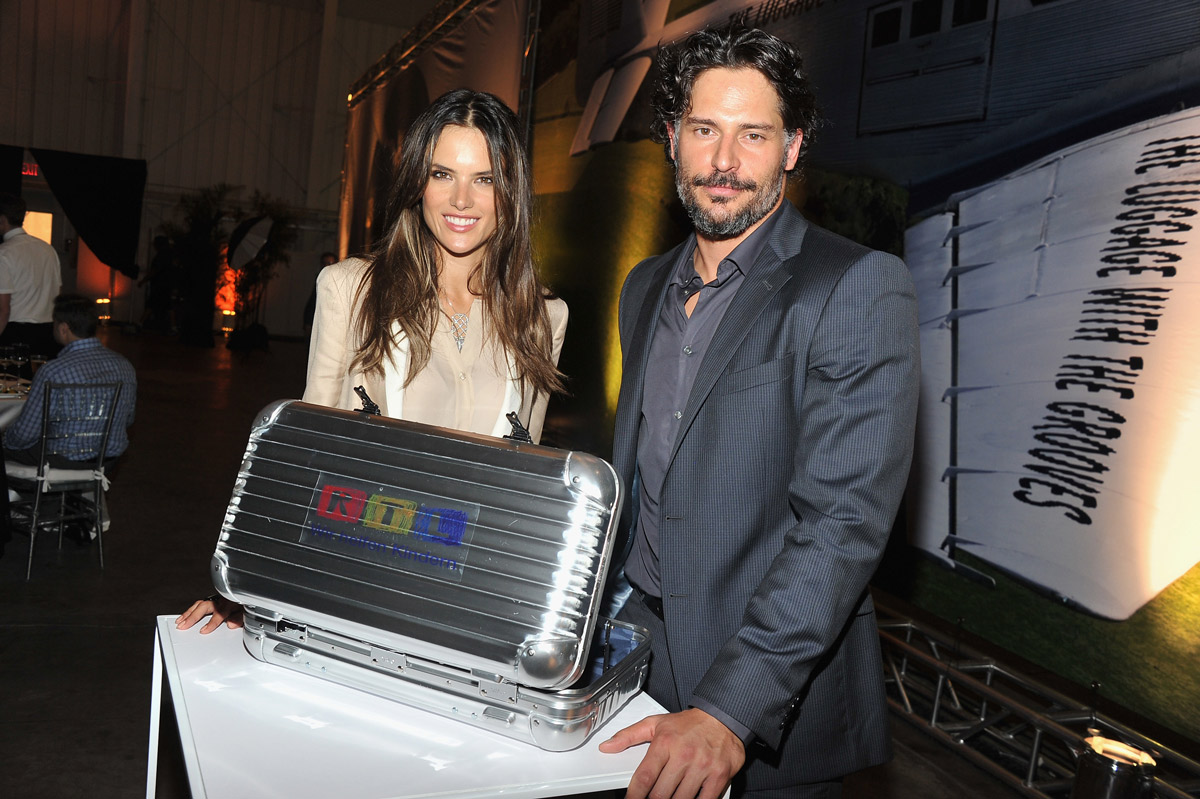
[212,400,623,690]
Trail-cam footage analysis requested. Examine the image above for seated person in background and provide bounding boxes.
[3,293,137,467]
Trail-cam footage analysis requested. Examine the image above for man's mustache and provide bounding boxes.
[692,172,757,191]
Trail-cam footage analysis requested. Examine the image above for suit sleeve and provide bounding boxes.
[303,262,357,407]
[690,250,920,750]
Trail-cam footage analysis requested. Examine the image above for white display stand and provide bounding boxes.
[146,615,666,798]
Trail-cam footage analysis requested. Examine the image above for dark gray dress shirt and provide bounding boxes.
[624,206,786,746]
[625,205,784,599]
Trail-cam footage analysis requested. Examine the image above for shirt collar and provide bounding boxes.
[2,227,25,242]
[670,202,788,288]
[727,202,786,274]
[60,337,101,355]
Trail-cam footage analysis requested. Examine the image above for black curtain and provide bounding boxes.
[28,148,147,278]
[0,145,23,198]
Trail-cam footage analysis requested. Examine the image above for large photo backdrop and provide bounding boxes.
[342,0,1200,744]
[908,111,1200,622]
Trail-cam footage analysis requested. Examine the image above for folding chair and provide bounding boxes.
[6,382,122,579]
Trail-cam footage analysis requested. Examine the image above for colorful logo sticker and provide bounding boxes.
[299,474,480,583]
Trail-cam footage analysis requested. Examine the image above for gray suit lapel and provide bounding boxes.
[667,208,809,467]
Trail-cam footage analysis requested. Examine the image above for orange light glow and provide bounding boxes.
[24,212,52,245]
[95,297,111,322]
[216,243,237,314]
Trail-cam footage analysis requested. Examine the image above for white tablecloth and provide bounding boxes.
[0,394,26,430]
[148,615,669,799]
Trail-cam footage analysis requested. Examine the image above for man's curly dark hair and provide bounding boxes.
[650,24,822,175]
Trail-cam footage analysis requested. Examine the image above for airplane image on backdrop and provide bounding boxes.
[571,0,1200,210]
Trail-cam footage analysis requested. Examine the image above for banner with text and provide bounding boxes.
[908,109,1200,619]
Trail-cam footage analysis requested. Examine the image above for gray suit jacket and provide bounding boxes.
[610,202,920,788]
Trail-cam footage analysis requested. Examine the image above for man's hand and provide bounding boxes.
[175,596,244,634]
[599,708,745,799]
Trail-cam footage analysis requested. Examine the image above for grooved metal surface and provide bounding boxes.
[217,400,622,690]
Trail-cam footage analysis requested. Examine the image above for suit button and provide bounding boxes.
[673,411,681,419]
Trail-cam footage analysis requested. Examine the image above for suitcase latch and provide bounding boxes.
[482,707,516,725]
[479,680,518,703]
[276,619,308,641]
[370,647,408,671]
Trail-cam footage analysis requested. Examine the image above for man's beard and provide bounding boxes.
[676,160,787,240]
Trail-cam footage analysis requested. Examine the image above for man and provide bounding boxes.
[4,293,137,467]
[139,235,177,332]
[597,26,920,799]
[0,193,63,356]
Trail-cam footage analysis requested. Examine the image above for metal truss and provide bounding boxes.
[875,604,1200,798]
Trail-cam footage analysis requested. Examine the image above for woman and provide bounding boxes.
[177,89,567,633]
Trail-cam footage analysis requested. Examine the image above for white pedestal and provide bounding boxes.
[146,615,665,798]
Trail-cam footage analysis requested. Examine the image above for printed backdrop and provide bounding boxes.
[907,112,1200,621]
[343,0,1200,744]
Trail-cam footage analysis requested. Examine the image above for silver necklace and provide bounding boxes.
[441,292,469,351]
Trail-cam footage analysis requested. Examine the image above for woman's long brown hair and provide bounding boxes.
[350,89,564,397]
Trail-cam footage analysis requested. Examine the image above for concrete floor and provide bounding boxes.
[0,328,1022,799]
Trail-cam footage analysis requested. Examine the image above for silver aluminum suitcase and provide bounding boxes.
[211,400,648,750]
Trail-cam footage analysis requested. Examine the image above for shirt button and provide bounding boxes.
[683,346,693,356]
[673,411,682,419]
[458,373,466,381]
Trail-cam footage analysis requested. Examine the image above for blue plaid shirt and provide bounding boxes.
[4,337,138,459]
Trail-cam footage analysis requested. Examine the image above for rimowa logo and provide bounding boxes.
[314,484,469,546]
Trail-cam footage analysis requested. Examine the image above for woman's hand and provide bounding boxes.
[175,596,244,633]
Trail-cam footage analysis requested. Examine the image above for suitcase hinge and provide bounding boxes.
[353,385,381,415]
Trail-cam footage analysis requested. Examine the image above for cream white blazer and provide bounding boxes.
[303,258,568,443]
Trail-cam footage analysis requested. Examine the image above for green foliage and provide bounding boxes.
[234,191,298,326]
[796,168,909,256]
[160,183,239,275]
[158,185,296,350]
[160,184,296,329]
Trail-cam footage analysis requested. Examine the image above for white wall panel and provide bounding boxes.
[2,0,413,329]
[0,0,128,155]
[4,0,405,213]
[139,0,323,204]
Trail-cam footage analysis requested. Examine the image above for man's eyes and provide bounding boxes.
[691,128,768,141]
